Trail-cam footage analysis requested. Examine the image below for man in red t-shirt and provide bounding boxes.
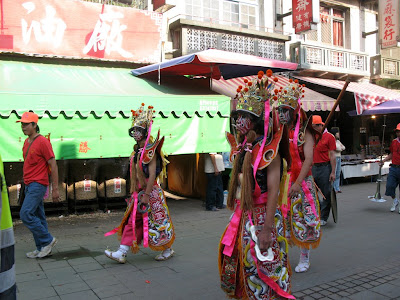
[381,123,400,213]
[17,112,59,259]
[311,115,336,226]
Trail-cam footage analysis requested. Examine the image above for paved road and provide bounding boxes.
[13,181,400,299]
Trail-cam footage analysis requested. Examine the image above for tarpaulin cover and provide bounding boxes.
[131,49,298,80]
[0,61,230,162]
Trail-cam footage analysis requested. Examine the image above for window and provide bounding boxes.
[240,3,256,29]
[222,1,239,26]
[320,6,344,47]
[184,0,257,29]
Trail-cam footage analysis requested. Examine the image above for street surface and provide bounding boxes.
[13,181,400,300]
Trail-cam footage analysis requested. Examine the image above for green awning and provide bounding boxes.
[0,61,230,162]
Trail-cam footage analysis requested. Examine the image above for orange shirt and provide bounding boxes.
[313,132,336,164]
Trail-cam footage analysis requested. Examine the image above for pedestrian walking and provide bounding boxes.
[105,104,175,263]
[17,111,58,259]
[380,123,400,213]
[0,153,16,299]
[219,70,294,299]
[277,80,321,273]
[204,153,225,211]
[333,131,345,193]
[312,115,336,226]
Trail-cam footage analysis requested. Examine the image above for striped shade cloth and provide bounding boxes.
[293,76,400,115]
[212,75,338,112]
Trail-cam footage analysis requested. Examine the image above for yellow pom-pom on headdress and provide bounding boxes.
[131,103,155,129]
[235,70,279,117]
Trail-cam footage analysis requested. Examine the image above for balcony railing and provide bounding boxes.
[183,27,285,60]
[371,55,400,80]
[290,41,369,76]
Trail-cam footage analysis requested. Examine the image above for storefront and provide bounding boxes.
[0,60,231,204]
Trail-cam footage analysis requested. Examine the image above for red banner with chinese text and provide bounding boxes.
[0,0,162,62]
[379,0,400,49]
[292,0,313,34]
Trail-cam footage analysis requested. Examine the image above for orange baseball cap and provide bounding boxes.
[16,112,39,123]
[395,123,400,131]
[312,115,324,125]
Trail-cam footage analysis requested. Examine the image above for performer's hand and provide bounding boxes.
[52,188,60,203]
[289,182,301,198]
[257,226,273,251]
[141,193,150,204]
[329,172,335,182]
[214,171,220,176]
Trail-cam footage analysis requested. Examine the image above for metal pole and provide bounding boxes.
[368,114,387,203]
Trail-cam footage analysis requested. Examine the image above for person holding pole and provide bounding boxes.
[312,115,336,226]
[380,123,400,212]
[277,79,321,273]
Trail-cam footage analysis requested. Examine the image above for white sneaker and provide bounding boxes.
[320,220,327,226]
[155,248,175,261]
[390,198,399,212]
[26,249,40,259]
[37,238,57,258]
[295,261,310,273]
[105,248,127,264]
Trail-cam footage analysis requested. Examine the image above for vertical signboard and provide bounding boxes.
[380,0,400,49]
[292,0,319,34]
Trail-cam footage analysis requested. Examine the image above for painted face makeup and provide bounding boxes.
[235,115,252,134]
[278,107,292,125]
[132,128,144,141]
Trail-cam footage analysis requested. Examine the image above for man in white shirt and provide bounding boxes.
[204,153,225,211]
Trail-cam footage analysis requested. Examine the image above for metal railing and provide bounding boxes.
[290,41,369,75]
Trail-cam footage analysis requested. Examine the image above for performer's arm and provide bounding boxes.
[289,130,314,198]
[329,150,336,182]
[258,153,281,251]
[141,156,157,204]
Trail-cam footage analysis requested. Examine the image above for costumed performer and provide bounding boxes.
[276,79,321,273]
[219,70,294,299]
[104,103,175,263]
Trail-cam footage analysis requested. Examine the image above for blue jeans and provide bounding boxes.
[20,182,53,250]
[333,157,342,192]
[312,164,332,222]
[206,173,223,210]
[385,166,400,199]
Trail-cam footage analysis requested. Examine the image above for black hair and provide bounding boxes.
[31,122,40,133]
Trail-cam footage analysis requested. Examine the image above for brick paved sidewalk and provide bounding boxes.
[295,256,400,299]
[13,181,400,299]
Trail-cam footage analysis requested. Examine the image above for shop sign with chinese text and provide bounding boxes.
[292,0,319,34]
[380,0,400,49]
[0,0,162,62]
